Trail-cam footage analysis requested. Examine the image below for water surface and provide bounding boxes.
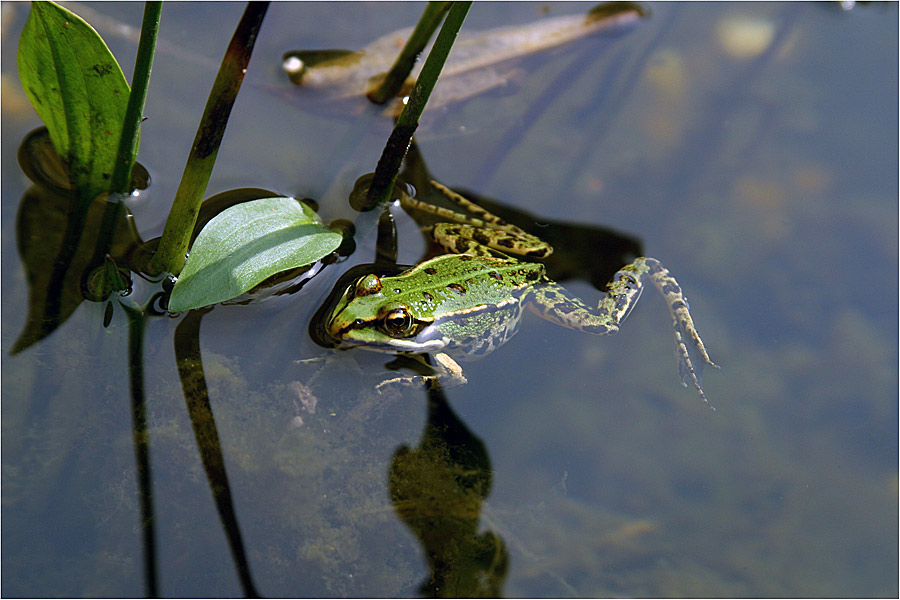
[2,2,897,597]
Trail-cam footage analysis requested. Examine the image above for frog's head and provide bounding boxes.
[326,273,446,354]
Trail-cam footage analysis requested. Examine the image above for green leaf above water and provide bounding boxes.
[16,1,132,201]
[168,198,342,312]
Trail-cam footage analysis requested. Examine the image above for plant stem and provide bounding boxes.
[364,1,471,211]
[110,1,161,194]
[90,1,162,279]
[149,2,269,276]
[367,2,450,105]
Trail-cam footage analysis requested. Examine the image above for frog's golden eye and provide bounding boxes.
[379,304,415,337]
[355,274,383,297]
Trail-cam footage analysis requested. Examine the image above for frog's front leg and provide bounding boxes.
[528,258,718,407]
[376,352,468,391]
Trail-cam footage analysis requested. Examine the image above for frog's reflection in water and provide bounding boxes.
[389,381,508,598]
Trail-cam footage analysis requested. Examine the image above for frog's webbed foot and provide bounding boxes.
[670,307,719,409]
[644,259,719,408]
[376,352,468,392]
[376,374,441,391]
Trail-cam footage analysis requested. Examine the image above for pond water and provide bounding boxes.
[2,2,897,597]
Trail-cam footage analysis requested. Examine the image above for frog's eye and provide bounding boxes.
[355,274,383,297]
[378,304,415,337]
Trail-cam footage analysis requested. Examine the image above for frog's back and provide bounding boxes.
[394,254,543,360]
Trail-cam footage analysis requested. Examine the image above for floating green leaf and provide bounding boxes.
[168,198,342,312]
[17,1,132,201]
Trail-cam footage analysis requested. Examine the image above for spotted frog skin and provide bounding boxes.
[326,181,718,405]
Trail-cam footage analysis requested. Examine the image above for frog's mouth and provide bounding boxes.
[335,322,449,355]
[346,337,447,355]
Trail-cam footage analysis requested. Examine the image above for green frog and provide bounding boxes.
[326,181,718,406]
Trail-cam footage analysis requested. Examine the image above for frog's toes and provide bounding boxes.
[673,341,717,409]
[376,375,420,391]
[376,374,447,392]
[295,356,327,365]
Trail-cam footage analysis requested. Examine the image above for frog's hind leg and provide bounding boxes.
[529,258,718,407]
[410,180,552,258]
[640,258,719,408]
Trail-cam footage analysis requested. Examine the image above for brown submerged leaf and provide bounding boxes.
[283,2,648,113]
